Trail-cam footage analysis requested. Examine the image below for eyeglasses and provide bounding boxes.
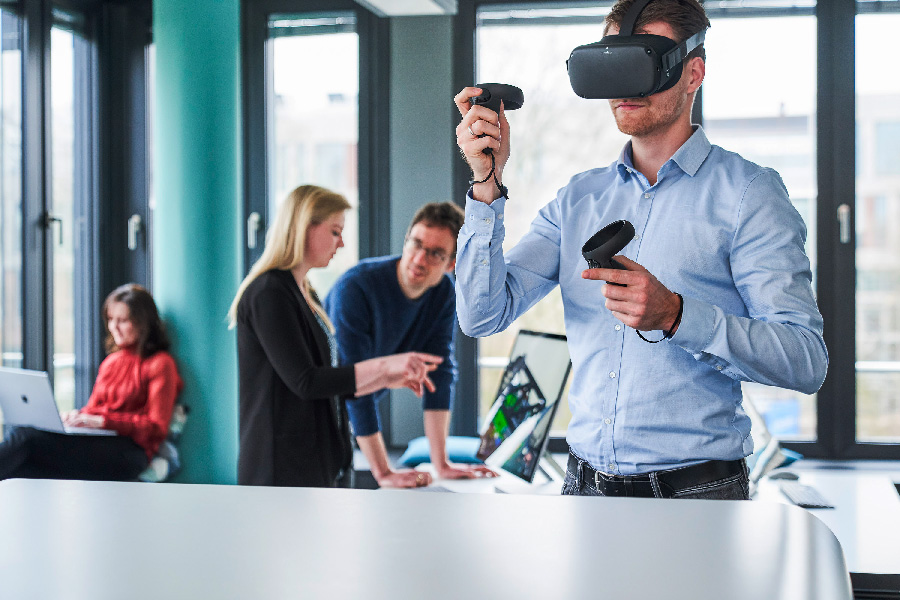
[404,237,452,265]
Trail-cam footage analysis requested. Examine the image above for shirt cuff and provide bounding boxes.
[464,191,507,238]
[668,293,717,351]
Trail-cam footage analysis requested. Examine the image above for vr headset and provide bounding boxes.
[567,0,706,99]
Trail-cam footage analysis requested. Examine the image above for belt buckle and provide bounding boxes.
[594,471,603,491]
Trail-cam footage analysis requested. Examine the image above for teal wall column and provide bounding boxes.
[388,16,455,446]
[153,0,241,484]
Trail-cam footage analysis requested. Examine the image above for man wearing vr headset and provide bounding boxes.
[453,0,827,499]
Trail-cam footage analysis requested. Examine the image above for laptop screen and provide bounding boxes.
[476,331,571,482]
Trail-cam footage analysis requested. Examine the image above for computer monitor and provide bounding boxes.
[742,391,800,495]
[477,330,571,483]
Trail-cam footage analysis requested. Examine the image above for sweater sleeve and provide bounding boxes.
[248,280,356,400]
[101,353,181,450]
[326,275,382,436]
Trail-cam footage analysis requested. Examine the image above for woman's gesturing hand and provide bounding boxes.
[354,352,443,398]
[383,352,442,397]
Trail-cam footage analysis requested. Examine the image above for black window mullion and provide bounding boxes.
[21,0,52,374]
[240,0,269,271]
[451,0,478,436]
[357,8,390,260]
[808,0,858,458]
[97,1,152,299]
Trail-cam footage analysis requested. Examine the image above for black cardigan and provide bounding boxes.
[237,269,356,487]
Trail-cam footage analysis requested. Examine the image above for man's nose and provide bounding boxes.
[411,248,429,265]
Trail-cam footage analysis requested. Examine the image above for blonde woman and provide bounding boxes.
[229,185,441,488]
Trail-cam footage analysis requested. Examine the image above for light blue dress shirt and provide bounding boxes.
[456,126,828,475]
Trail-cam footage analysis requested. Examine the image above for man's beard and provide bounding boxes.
[612,85,689,138]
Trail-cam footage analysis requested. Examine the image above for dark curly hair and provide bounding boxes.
[407,201,466,239]
[102,283,170,358]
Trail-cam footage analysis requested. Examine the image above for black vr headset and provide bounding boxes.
[567,0,706,99]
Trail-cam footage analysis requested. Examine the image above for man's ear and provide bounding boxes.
[446,258,456,273]
[686,56,705,94]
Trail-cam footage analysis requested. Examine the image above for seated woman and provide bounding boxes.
[228,184,442,488]
[0,284,183,481]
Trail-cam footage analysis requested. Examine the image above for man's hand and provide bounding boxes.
[434,461,497,480]
[582,255,681,334]
[454,87,510,204]
[375,468,433,489]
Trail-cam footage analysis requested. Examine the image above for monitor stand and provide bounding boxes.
[536,453,566,483]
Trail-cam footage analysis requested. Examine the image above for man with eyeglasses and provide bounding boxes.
[325,202,495,488]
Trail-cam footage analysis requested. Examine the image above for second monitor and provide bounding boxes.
[477,330,572,483]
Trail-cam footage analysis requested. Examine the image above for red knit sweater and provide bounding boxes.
[81,349,183,459]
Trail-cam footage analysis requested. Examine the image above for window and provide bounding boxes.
[266,12,359,296]
[0,6,22,431]
[0,7,22,371]
[49,13,91,412]
[855,10,900,442]
[874,121,900,176]
[475,4,628,434]
[702,9,818,440]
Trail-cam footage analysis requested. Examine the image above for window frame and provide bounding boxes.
[7,0,151,410]
[241,0,391,270]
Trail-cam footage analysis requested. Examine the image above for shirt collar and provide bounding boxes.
[671,125,711,177]
[615,125,712,181]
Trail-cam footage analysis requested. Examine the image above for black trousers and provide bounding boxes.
[0,427,148,482]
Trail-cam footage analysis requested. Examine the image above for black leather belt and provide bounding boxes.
[568,452,745,498]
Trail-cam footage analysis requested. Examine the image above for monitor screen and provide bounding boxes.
[477,331,571,482]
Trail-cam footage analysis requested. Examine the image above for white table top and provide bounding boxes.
[0,478,851,600]
[756,465,900,579]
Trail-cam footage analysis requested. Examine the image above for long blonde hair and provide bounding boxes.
[228,185,351,329]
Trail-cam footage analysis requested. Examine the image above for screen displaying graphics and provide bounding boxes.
[477,331,571,482]
[477,355,547,460]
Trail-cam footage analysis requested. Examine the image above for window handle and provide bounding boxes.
[837,204,851,244]
[43,212,63,246]
[247,212,262,249]
[128,214,143,251]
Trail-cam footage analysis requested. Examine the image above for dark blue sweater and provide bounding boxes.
[323,256,457,437]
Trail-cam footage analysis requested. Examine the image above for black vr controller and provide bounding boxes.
[469,83,524,113]
[469,83,524,155]
[582,220,635,286]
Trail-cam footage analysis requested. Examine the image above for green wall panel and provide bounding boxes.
[153,0,241,484]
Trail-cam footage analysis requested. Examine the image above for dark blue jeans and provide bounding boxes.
[0,426,148,482]
[562,454,750,500]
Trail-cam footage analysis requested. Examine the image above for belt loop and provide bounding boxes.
[649,472,665,498]
[575,457,584,489]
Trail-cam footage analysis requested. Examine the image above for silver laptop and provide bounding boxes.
[0,367,116,436]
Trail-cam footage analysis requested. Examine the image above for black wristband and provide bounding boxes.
[635,292,683,344]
